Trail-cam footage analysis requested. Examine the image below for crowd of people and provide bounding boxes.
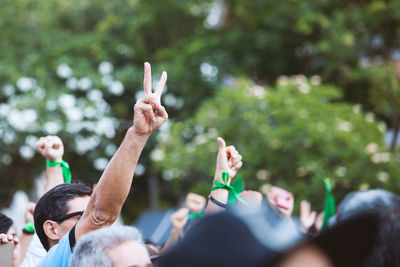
[1,62,399,267]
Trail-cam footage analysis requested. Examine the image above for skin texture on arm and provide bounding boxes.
[76,62,168,240]
[204,137,243,215]
[17,136,65,264]
[36,136,65,193]
[18,202,36,261]
[162,208,189,253]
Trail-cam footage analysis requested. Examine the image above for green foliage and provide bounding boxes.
[366,63,400,120]
[0,0,213,218]
[155,77,400,209]
[1,0,400,219]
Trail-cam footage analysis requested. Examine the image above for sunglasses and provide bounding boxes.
[53,211,84,223]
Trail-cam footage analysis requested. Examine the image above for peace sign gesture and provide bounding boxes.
[133,62,168,136]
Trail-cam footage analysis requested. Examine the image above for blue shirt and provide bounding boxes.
[37,226,76,267]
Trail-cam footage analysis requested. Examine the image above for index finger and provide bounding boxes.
[143,62,152,95]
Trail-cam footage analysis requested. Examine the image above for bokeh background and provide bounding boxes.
[1,0,400,223]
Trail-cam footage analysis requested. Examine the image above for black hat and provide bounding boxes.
[158,209,378,267]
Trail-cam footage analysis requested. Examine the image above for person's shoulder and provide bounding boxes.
[36,233,72,267]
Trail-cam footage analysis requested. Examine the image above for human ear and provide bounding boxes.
[43,220,62,242]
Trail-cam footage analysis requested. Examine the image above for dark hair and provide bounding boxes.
[0,213,13,234]
[333,189,400,267]
[34,183,92,251]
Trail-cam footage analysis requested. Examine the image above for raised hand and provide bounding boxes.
[265,186,294,218]
[300,200,317,232]
[36,136,64,162]
[185,193,206,214]
[0,233,18,244]
[205,138,243,214]
[163,207,189,253]
[315,212,324,232]
[171,208,189,230]
[215,137,243,180]
[133,62,168,136]
[24,202,36,224]
[0,233,21,267]
[238,190,262,208]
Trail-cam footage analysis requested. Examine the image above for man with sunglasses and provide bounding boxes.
[34,183,92,252]
[34,62,168,267]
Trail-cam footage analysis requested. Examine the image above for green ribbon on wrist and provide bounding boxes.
[188,211,204,220]
[24,222,35,233]
[46,160,72,183]
[211,172,247,205]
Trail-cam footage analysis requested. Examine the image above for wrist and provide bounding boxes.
[128,127,151,140]
[22,222,35,235]
[171,227,183,234]
[47,157,62,163]
[213,171,231,185]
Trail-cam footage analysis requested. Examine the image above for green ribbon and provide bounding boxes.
[212,172,247,205]
[46,160,72,183]
[228,175,244,206]
[188,211,204,219]
[24,222,35,233]
[321,177,335,231]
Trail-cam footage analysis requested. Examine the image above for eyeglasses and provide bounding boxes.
[53,211,84,223]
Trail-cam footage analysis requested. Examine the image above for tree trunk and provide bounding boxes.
[390,121,399,152]
[148,173,159,210]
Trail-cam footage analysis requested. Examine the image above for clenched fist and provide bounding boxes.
[171,208,189,230]
[185,193,206,214]
[36,136,64,162]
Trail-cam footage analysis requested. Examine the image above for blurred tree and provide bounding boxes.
[1,0,400,220]
[362,60,400,152]
[155,77,400,210]
[0,0,213,221]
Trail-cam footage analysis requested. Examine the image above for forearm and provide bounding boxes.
[44,166,64,193]
[204,170,230,215]
[18,232,33,261]
[162,228,182,253]
[77,128,149,237]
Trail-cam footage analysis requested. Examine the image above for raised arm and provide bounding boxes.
[17,137,65,265]
[36,136,65,193]
[18,203,36,261]
[204,137,243,214]
[76,62,168,240]
[162,208,189,253]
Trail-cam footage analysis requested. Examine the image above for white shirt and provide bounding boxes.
[19,233,46,267]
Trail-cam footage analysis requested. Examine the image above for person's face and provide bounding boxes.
[107,240,152,267]
[57,196,90,235]
[275,244,333,267]
[44,195,90,249]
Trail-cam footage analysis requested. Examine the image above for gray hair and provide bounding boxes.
[69,225,146,267]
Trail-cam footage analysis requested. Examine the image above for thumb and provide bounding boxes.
[217,137,226,152]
